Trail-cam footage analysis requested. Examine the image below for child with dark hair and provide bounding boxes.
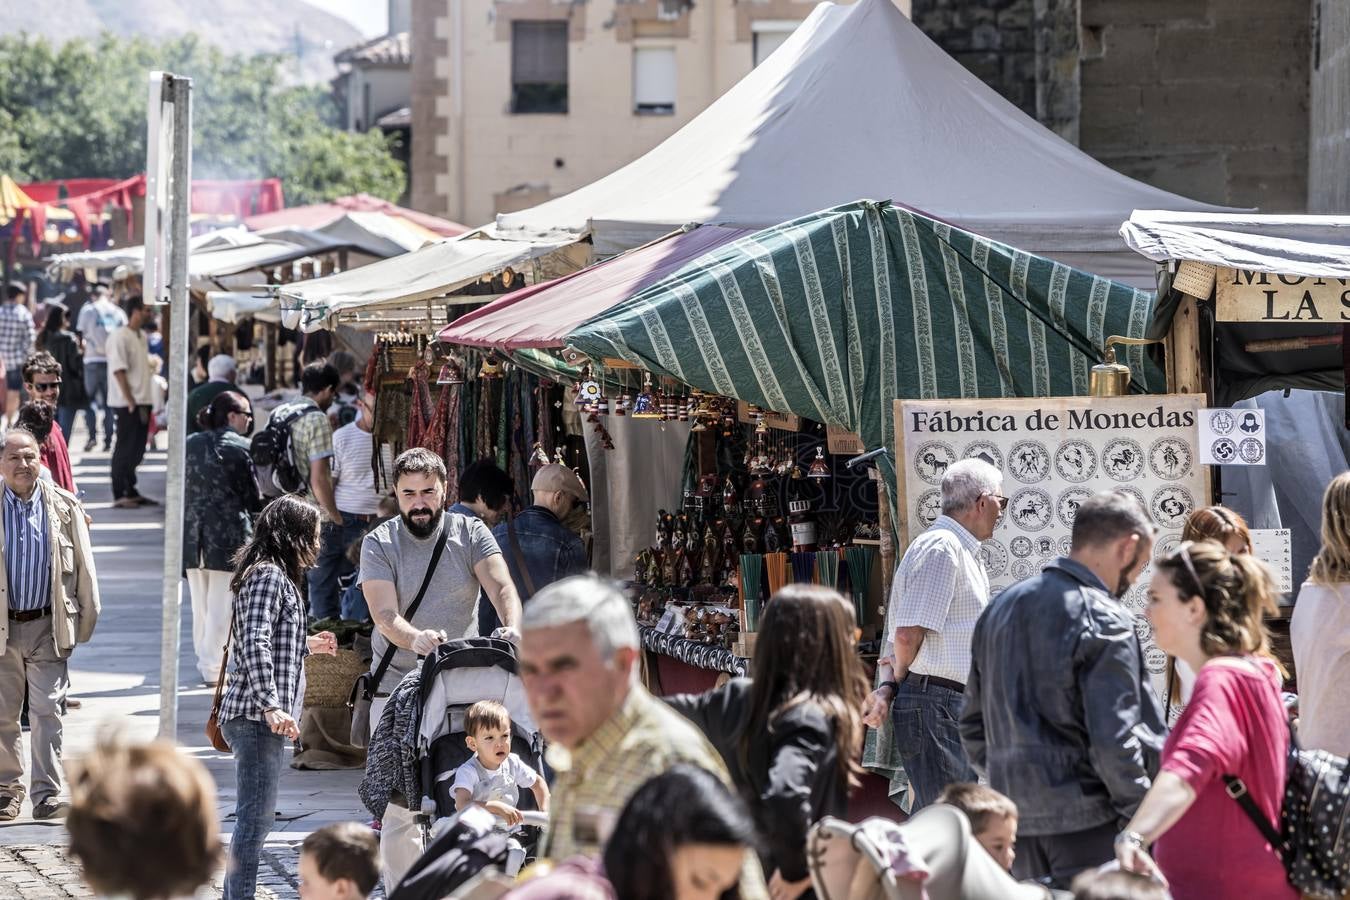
[299,822,380,900]
[938,782,1019,872]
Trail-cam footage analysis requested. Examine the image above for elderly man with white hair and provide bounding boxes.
[518,574,767,899]
[862,457,1005,811]
[185,353,245,436]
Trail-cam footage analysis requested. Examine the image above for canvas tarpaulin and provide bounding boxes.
[566,200,1163,498]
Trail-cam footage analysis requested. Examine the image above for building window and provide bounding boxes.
[633,46,676,115]
[752,20,799,68]
[512,20,568,114]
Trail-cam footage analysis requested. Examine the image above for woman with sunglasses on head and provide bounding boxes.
[183,390,263,685]
[1115,540,1294,900]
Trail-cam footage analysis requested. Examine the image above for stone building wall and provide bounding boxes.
[1078,0,1310,212]
[916,0,1312,212]
[1309,0,1350,213]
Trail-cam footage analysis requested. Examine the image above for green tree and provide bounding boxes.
[0,32,404,204]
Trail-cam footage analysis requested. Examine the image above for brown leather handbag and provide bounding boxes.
[205,607,236,753]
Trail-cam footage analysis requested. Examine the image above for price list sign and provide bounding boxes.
[1249,528,1294,594]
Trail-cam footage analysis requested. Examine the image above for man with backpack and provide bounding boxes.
[254,364,343,603]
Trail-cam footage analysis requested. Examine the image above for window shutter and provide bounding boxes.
[512,21,568,85]
[633,47,676,111]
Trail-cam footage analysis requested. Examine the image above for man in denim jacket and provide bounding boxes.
[960,490,1166,889]
[489,464,587,631]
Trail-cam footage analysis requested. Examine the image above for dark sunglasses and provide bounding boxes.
[984,492,1010,511]
[30,380,60,392]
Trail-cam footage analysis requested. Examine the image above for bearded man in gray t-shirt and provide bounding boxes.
[360,449,523,708]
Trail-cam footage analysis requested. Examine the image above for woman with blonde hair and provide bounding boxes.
[1115,540,1293,899]
[1290,470,1350,755]
[667,584,870,900]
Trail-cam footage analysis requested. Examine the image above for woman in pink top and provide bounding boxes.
[1115,540,1294,900]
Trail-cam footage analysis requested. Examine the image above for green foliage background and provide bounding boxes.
[0,32,405,204]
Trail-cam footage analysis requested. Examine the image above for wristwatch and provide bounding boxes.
[1114,830,1147,850]
[878,680,900,695]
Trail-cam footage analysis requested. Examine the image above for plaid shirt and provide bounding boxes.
[269,397,333,504]
[0,303,35,371]
[882,515,989,684]
[218,562,307,723]
[542,686,768,899]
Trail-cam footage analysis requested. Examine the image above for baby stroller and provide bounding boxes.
[808,806,1065,900]
[411,637,546,845]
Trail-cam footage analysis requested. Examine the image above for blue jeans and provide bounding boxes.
[82,361,111,446]
[55,406,77,444]
[307,512,370,619]
[890,676,976,811]
[223,717,286,900]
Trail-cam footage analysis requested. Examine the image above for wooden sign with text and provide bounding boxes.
[735,401,800,432]
[1215,267,1350,323]
[826,426,864,455]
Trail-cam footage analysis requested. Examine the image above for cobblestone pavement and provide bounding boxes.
[0,843,305,899]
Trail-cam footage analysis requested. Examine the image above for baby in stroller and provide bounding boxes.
[451,700,550,876]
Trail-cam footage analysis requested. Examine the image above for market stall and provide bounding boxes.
[1121,209,1350,689]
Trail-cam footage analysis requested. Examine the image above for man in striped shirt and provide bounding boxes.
[0,427,99,821]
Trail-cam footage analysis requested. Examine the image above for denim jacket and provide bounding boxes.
[959,557,1166,836]
[492,506,586,603]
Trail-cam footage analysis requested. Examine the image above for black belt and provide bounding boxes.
[904,672,965,694]
[8,607,51,623]
[345,513,376,523]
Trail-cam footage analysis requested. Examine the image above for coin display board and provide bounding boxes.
[895,394,1206,695]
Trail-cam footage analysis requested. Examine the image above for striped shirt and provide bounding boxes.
[882,515,989,684]
[4,485,51,612]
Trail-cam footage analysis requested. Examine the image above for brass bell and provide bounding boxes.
[1089,336,1163,397]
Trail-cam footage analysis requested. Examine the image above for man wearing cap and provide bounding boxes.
[489,464,588,630]
[74,283,127,452]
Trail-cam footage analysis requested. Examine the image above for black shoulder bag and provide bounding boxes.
[347,516,449,749]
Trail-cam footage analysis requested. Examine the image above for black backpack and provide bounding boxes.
[249,405,311,497]
[1226,715,1350,898]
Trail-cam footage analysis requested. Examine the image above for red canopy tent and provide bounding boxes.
[244,193,466,238]
[11,175,285,254]
[439,225,751,350]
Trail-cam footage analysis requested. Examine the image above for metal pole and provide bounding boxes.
[158,74,192,739]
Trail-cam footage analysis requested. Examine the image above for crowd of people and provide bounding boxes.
[0,291,1342,900]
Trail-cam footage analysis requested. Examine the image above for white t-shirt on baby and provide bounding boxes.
[451,752,539,829]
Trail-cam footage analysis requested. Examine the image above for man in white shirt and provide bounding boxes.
[105,295,157,509]
[314,388,391,620]
[74,283,127,452]
[863,457,1004,810]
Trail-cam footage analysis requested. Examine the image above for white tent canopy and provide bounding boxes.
[494,0,1229,286]
[46,227,261,278]
[274,232,583,331]
[1121,210,1350,277]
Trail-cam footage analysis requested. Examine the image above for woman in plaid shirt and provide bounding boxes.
[218,495,336,900]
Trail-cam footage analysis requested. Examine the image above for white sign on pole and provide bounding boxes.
[895,394,1206,696]
[1250,528,1294,594]
[1198,408,1266,466]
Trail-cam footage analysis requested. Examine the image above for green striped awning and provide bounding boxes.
[566,200,1162,493]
